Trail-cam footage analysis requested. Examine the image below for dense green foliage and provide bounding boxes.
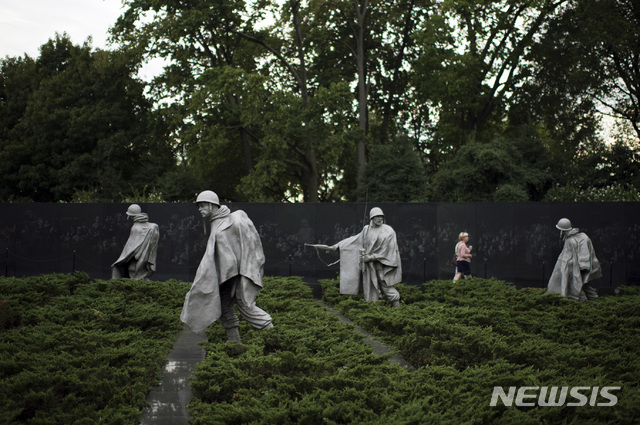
[107,0,638,202]
[0,35,176,202]
[2,1,640,202]
[1,274,639,423]
[188,276,640,424]
[430,135,553,201]
[321,278,640,424]
[0,273,189,424]
[189,277,409,424]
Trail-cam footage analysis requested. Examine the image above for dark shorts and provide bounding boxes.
[456,260,471,276]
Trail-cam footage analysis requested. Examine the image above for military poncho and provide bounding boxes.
[111,214,159,280]
[180,206,265,333]
[547,229,602,300]
[331,223,402,301]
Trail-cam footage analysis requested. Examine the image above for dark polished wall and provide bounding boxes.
[1,202,638,289]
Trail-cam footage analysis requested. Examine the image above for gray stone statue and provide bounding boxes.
[180,190,273,342]
[309,207,401,307]
[111,204,159,280]
[547,218,601,301]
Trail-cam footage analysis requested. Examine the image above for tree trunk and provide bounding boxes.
[379,0,416,145]
[291,0,319,202]
[354,0,369,198]
[239,127,253,174]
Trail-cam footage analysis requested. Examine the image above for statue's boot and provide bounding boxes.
[391,300,400,308]
[226,327,242,343]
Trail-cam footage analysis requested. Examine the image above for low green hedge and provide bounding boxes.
[188,276,410,425]
[2,274,638,424]
[0,272,190,425]
[320,278,640,424]
[188,276,640,424]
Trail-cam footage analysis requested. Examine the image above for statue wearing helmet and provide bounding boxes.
[547,218,601,301]
[181,191,273,341]
[369,207,384,220]
[195,190,220,206]
[555,218,572,233]
[126,204,142,216]
[308,207,402,307]
[112,204,160,280]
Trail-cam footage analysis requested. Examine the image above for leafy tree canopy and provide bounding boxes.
[0,34,175,202]
[430,132,554,202]
[2,0,640,202]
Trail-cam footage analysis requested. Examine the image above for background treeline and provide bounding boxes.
[1,0,640,203]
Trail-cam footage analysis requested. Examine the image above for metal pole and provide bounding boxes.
[5,248,8,277]
[484,259,487,278]
[72,250,76,273]
[542,261,545,285]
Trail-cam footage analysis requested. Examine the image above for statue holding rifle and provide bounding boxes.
[308,207,402,307]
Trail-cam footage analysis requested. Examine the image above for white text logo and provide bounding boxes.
[490,386,621,407]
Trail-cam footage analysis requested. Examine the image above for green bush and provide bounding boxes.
[0,273,190,425]
[188,277,640,424]
[3,274,638,424]
[189,277,413,425]
[317,278,640,424]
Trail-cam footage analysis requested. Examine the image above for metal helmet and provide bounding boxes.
[556,218,572,231]
[126,204,142,216]
[369,207,384,219]
[195,190,220,206]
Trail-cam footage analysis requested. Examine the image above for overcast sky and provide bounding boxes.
[0,0,124,58]
[0,0,169,80]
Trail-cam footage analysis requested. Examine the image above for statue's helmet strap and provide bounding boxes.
[196,190,220,206]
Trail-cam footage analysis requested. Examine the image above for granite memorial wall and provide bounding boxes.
[1,202,638,288]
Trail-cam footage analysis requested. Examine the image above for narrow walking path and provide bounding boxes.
[139,327,207,425]
[139,280,414,423]
[319,301,416,371]
[306,279,416,371]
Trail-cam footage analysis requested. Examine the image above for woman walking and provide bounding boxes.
[453,232,473,281]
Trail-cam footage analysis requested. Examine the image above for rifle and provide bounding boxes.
[304,243,340,267]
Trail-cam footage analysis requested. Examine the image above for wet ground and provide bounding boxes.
[138,328,206,425]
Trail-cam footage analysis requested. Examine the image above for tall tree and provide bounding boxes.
[413,0,570,170]
[503,0,640,199]
[536,0,640,140]
[113,0,265,200]
[306,0,432,197]
[430,131,553,201]
[357,133,429,201]
[0,34,173,202]
[113,0,360,202]
[112,0,438,201]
